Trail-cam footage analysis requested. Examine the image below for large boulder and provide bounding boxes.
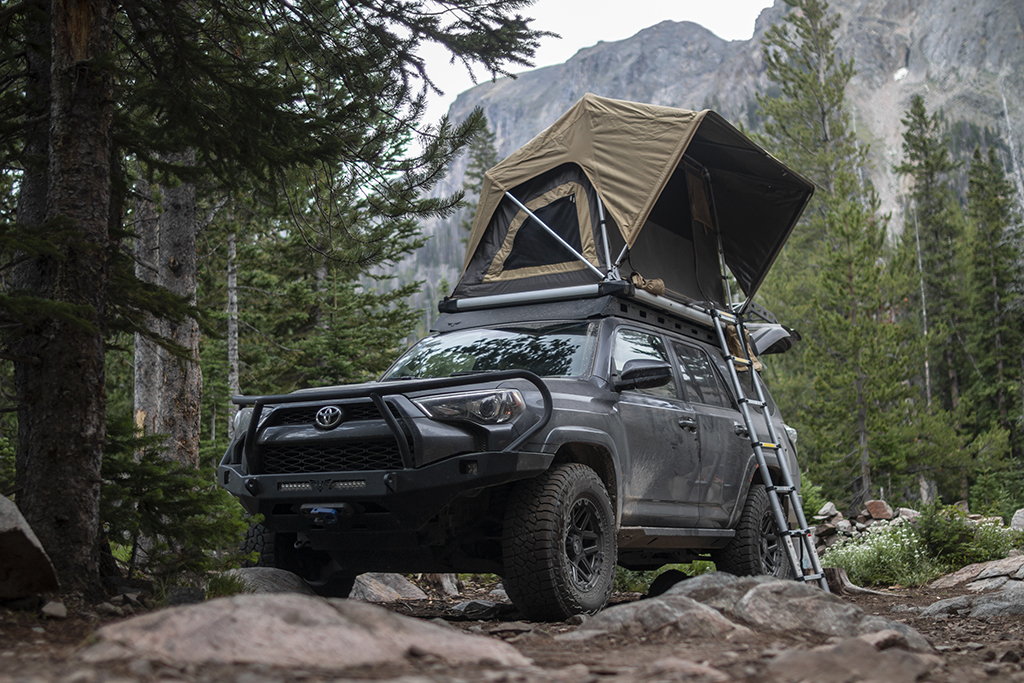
[0,494,59,599]
[350,573,428,602]
[563,573,931,652]
[224,567,317,595]
[560,593,752,642]
[922,582,1024,619]
[1011,508,1024,530]
[81,593,529,668]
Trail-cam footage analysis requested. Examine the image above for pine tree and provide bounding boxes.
[963,147,1024,455]
[757,0,919,506]
[460,120,500,235]
[894,95,967,413]
[754,0,860,430]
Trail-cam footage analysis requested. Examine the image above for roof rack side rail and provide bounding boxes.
[439,282,631,313]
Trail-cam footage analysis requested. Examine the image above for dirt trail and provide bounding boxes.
[2,581,1023,683]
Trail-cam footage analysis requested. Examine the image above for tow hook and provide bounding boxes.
[300,503,354,527]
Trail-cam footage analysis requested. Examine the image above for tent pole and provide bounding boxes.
[702,166,748,316]
[596,196,617,280]
[612,244,629,273]
[504,192,605,280]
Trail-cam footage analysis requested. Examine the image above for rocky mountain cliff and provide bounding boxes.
[382,0,1024,332]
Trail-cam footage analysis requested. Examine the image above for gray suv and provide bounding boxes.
[219,292,801,621]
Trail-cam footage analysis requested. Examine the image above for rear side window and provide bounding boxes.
[612,328,676,399]
[673,343,733,408]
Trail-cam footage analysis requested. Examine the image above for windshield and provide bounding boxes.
[382,322,596,380]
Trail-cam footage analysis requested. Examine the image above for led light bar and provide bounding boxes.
[330,480,367,490]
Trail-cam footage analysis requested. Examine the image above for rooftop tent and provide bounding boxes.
[451,94,814,309]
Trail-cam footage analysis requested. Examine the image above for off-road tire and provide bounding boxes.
[241,523,355,598]
[241,522,282,568]
[712,484,792,578]
[502,463,616,621]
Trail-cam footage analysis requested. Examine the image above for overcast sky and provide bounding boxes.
[420,0,776,123]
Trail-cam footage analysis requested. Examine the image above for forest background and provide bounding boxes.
[0,0,1022,596]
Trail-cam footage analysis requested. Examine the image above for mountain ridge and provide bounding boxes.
[381,0,1024,331]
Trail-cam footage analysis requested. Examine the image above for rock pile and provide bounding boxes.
[810,498,1007,556]
[811,499,921,555]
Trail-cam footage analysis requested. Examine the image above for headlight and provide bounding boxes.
[784,424,798,444]
[233,407,254,435]
[414,389,526,425]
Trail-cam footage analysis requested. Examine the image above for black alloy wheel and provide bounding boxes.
[712,484,792,578]
[502,463,616,621]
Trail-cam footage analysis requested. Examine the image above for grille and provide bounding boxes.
[262,441,403,474]
[266,402,389,427]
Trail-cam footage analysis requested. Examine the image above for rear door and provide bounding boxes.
[612,327,701,527]
[670,341,753,528]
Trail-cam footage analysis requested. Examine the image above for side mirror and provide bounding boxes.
[614,359,673,392]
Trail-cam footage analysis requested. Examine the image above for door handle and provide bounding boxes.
[678,416,698,433]
[733,423,750,438]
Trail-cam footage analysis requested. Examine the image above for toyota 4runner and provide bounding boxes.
[219,292,803,620]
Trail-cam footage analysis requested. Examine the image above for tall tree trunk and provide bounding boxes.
[133,181,161,440]
[14,0,114,599]
[11,0,50,500]
[133,153,202,467]
[226,230,240,439]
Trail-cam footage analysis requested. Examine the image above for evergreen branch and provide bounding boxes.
[0,350,40,365]
[0,0,40,25]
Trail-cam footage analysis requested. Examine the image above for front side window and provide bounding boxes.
[383,322,596,380]
[612,328,676,399]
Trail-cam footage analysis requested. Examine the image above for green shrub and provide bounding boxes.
[799,476,828,521]
[915,503,1022,570]
[101,415,250,588]
[206,573,249,599]
[821,521,943,587]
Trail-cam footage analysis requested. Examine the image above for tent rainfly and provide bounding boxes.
[450,93,814,312]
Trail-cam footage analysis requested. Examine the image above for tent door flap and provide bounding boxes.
[503,191,606,280]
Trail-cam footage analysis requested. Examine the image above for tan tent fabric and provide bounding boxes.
[464,94,706,272]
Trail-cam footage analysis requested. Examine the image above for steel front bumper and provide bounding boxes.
[219,450,554,533]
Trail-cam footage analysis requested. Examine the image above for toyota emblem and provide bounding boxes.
[314,405,344,430]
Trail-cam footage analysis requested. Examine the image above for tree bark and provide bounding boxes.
[14,0,114,599]
[133,152,202,468]
[11,0,50,500]
[226,230,240,439]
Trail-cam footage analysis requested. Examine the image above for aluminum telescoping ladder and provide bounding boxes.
[709,308,829,591]
[698,161,827,591]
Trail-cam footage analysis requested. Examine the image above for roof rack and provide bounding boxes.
[437,276,731,331]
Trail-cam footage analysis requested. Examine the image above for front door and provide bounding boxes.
[613,328,701,527]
